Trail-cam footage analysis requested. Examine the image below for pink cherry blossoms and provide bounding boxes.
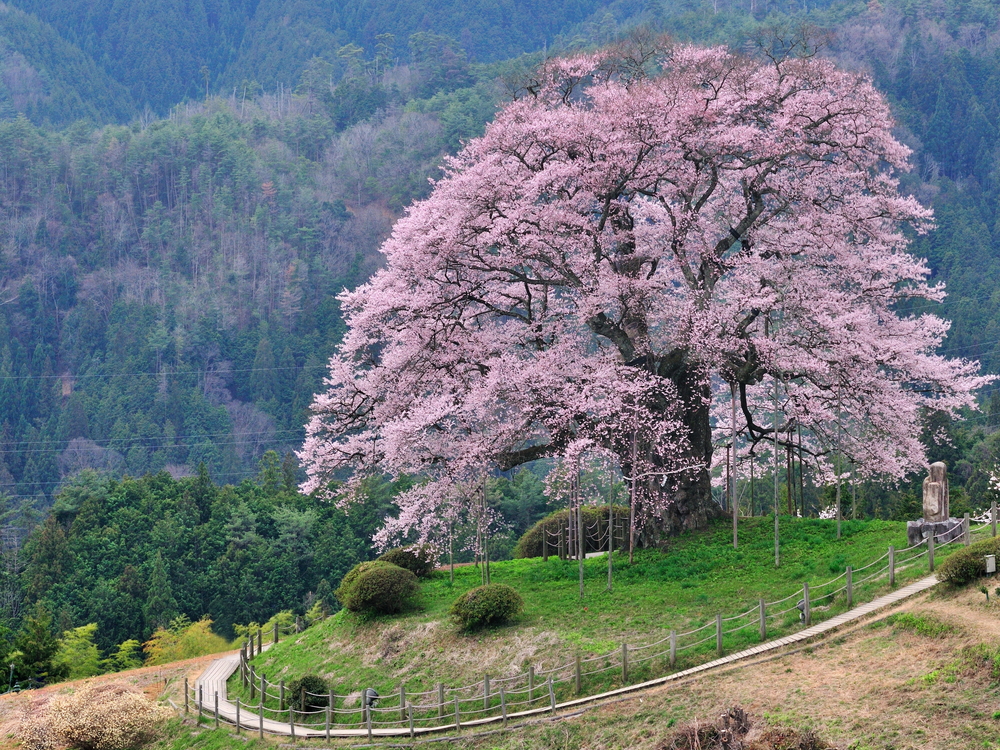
[299,40,989,545]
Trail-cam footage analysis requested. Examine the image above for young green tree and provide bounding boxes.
[103,638,144,672]
[53,622,102,679]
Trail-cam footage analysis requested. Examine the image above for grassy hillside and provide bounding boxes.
[230,517,949,712]
[135,568,1000,750]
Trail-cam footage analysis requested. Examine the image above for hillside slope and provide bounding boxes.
[0,4,133,124]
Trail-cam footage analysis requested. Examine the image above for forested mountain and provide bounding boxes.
[2,0,1000,505]
[0,5,133,125]
[0,57,499,504]
[4,0,610,113]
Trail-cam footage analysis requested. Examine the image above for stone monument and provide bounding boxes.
[923,461,949,522]
[907,462,962,546]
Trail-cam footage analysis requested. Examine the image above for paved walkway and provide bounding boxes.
[192,574,940,738]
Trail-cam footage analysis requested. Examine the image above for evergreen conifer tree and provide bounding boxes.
[143,551,177,634]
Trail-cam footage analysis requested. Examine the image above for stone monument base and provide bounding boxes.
[906,517,963,547]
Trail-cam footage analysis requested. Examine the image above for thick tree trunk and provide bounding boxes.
[654,354,722,536]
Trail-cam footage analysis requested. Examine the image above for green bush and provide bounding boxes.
[936,536,1000,585]
[335,561,418,615]
[514,505,628,558]
[377,545,436,577]
[450,583,524,630]
[288,674,329,710]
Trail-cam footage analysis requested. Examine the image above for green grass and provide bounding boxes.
[151,722,274,750]
[228,516,967,728]
[884,612,959,638]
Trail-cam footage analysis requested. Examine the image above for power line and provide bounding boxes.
[3,427,304,450]
[0,363,329,382]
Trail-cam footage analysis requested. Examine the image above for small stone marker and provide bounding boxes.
[923,462,949,521]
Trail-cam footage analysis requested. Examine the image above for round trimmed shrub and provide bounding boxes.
[335,561,418,615]
[288,674,329,710]
[937,536,1000,585]
[377,545,436,577]
[450,583,524,630]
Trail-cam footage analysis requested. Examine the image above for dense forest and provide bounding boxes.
[1,0,1000,673]
[0,458,548,670]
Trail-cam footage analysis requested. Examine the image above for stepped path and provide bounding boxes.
[192,574,941,738]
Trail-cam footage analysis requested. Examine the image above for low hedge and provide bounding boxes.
[335,561,419,615]
[937,536,1000,585]
[514,505,630,558]
[377,545,436,577]
[288,674,329,710]
[450,583,524,630]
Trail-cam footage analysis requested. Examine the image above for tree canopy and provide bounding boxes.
[301,40,988,541]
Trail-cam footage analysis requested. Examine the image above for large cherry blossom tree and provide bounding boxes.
[300,40,989,540]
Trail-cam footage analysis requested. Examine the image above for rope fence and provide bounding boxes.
[188,506,997,738]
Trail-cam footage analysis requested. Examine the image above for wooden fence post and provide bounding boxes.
[407,701,415,739]
[328,690,335,730]
[280,680,285,710]
[669,630,677,668]
[889,545,895,587]
[235,698,240,734]
[257,629,262,653]
[214,691,219,728]
[366,703,372,741]
[965,512,971,546]
[291,707,297,743]
[543,530,548,562]
[548,676,556,712]
[575,654,581,693]
[259,699,264,738]
[274,619,279,644]
[400,685,406,721]
[716,614,723,656]
[437,683,444,718]
[500,686,508,726]
[803,583,811,626]
[528,665,535,702]
[184,677,189,714]
[483,674,490,710]
[758,599,766,641]
[846,566,853,609]
[929,532,935,572]
[454,696,461,729]
[300,687,305,714]
[621,642,628,683]
[326,702,331,742]
[250,672,256,702]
